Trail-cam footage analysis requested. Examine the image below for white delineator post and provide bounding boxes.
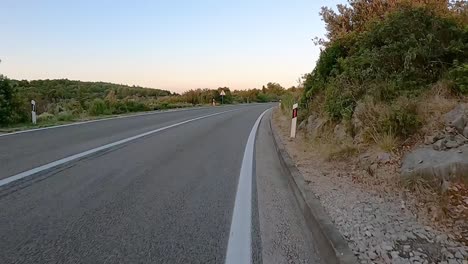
[31,100,37,125]
[290,103,298,138]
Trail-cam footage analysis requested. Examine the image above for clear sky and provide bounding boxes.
[1,0,345,93]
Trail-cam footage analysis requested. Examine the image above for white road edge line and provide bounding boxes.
[0,106,213,138]
[225,108,271,264]
[0,108,240,187]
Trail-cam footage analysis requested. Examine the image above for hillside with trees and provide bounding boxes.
[0,76,289,128]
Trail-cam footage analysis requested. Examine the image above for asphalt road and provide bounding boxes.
[0,104,319,263]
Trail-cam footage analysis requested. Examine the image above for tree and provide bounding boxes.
[0,75,27,125]
[266,82,285,96]
[319,0,465,45]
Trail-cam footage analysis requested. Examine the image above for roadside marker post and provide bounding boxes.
[290,103,298,138]
[31,100,37,125]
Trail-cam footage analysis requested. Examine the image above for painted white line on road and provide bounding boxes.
[0,109,240,188]
[225,108,271,264]
[0,106,212,138]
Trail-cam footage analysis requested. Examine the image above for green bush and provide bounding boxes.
[348,7,466,90]
[124,100,149,112]
[88,99,107,116]
[37,112,55,123]
[302,6,467,128]
[56,111,75,121]
[280,93,295,115]
[324,82,356,121]
[302,41,347,102]
[381,98,421,137]
[449,62,468,94]
[0,75,30,125]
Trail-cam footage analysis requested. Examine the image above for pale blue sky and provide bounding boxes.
[1,0,345,92]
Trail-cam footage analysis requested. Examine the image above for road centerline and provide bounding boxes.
[225,108,270,264]
[0,108,240,188]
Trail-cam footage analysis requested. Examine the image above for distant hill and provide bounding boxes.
[12,79,172,103]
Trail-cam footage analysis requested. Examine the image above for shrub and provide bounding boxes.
[88,99,107,116]
[0,76,25,125]
[382,98,421,137]
[56,111,74,121]
[343,7,466,91]
[325,83,356,121]
[37,112,55,123]
[449,62,468,94]
[280,93,295,115]
[124,100,149,112]
[111,101,129,114]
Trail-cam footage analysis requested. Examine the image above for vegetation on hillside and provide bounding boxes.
[0,76,290,127]
[302,0,468,146]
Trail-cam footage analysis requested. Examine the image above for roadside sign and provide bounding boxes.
[220,90,226,104]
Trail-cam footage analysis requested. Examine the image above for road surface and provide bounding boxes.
[0,104,319,263]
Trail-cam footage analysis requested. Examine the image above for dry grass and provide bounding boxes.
[326,144,360,162]
[374,130,398,152]
[417,81,459,135]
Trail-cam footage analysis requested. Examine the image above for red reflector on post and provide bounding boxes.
[292,109,298,118]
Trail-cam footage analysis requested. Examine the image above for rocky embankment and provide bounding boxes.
[273,105,468,264]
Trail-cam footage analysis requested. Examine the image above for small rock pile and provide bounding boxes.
[402,104,468,182]
[425,103,468,150]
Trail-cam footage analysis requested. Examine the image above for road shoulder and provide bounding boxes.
[255,110,321,263]
[268,109,358,264]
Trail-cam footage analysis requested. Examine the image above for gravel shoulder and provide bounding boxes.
[272,109,468,264]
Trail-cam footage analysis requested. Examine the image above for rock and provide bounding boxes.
[433,139,447,151]
[306,115,326,140]
[368,251,377,260]
[436,234,448,243]
[455,134,468,145]
[381,242,393,251]
[365,230,372,237]
[446,126,457,134]
[376,152,392,164]
[446,140,460,149]
[334,122,353,143]
[451,116,466,133]
[464,126,468,138]
[444,251,454,258]
[401,145,468,182]
[391,251,400,258]
[445,104,468,130]
[425,135,437,145]
[455,251,464,259]
[298,120,306,130]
